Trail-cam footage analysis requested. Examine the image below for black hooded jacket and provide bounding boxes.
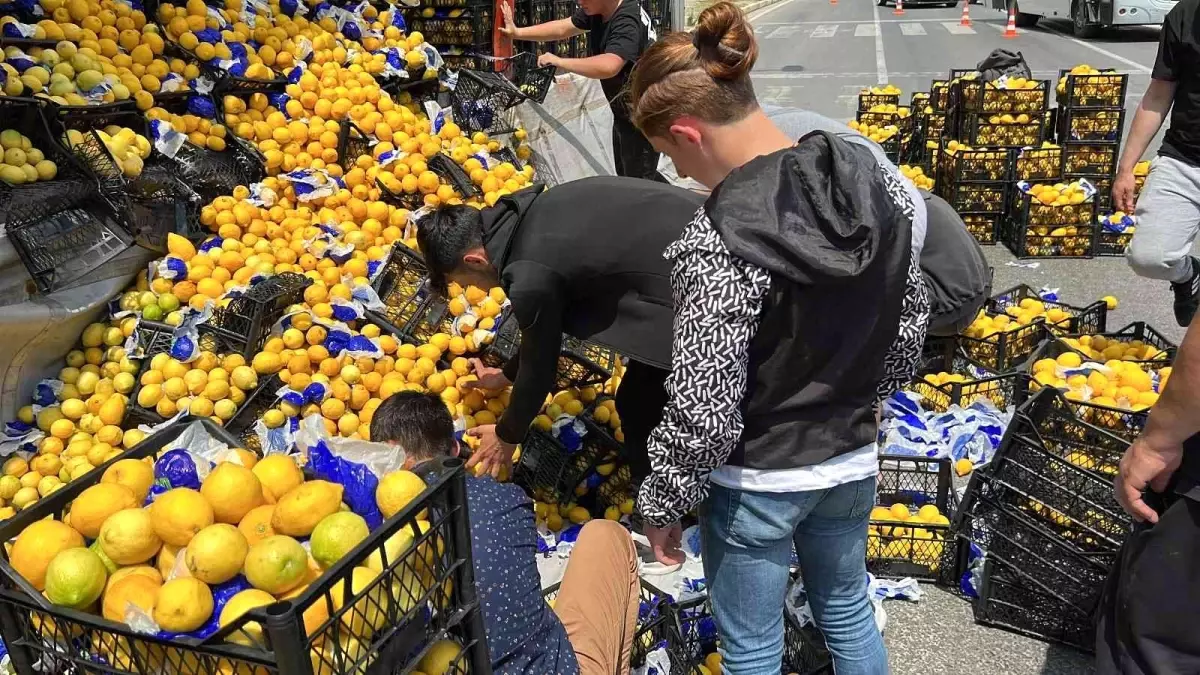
[706,132,914,469]
[482,176,705,444]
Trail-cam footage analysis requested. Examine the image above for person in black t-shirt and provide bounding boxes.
[1117,0,1200,327]
[500,0,665,181]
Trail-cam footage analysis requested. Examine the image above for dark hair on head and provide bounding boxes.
[630,1,759,137]
[370,391,457,462]
[415,205,485,296]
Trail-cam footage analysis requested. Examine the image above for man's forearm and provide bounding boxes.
[512,18,581,42]
[1142,317,1200,446]
[553,54,625,80]
[1118,79,1176,174]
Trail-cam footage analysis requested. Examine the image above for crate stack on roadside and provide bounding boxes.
[849,86,909,165]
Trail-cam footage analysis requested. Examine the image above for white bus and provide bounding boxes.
[987,0,1177,37]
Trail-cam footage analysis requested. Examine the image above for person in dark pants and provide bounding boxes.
[499,0,664,180]
[1097,313,1200,674]
[414,176,703,483]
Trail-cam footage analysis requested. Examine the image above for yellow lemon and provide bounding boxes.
[310,511,370,568]
[70,483,138,539]
[101,458,155,502]
[376,470,428,520]
[102,574,161,623]
[251,455,304,502]
[154,577,213,632]
[272,480,344,537]
[219,589,277,646]
[149,487,215,546]
[200,462,265,524]
[10,519,85,590]
[98,508,162,565]
[44,547,108,609]
[243,535,309,595]
[238,504,276,545]
[185,523,249,584]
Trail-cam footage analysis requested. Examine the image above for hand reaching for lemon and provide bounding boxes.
[464,358,511,390]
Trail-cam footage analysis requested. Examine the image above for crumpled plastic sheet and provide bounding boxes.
[145,419,236,503]
[787,573,921,636]
[295,414,406,528]
[878,390,1013,469]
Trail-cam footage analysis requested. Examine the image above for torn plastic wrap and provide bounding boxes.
[1100,212,1135,234]
[152,255,189,282]
[878,392,1013,469]
[294,415,406,529]
[281,168,341,202]
[167,305,215,364]
[145,420,237,502]
[786,573,913,635]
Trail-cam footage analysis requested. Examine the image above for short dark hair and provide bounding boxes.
[371,391,457,462]
[416,205,485,296]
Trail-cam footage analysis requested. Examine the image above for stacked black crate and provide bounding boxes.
[1054,70,1130,255]
[405,0,497,71]
[853,90,909,165]
[935,144,1010,245]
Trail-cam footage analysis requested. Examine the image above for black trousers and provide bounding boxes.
[612,113,666,183]
[612,359,669,486]
[1096,439,1200,674]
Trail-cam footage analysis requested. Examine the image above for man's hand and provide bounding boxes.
[499,1,519,38]
[1115,433,1184,523]
[644,522,685,566]
[537,52,561,68]
[463,358,512,391]
[1112,169,1138,215]
[465,425,517,479]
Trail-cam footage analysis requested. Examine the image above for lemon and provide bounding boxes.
[243,535,309,595]
[105,565,162,594]
[272,480,344,537]
[10,519,85,590]
[955,458,974,476]
[102,573,161,623]
[98,508,162,565]
[150,487,215,546]
[418,638,463,675]
[101,458,155,502]
[185,523,249,584]
[376,470,428,520]
[364,526,416,574]
[238,504,277,545]
[155,577,213,632]
[888,503,910,520]
[310,512,370,569]
[917,504,941,522]
[252,455,304,502]
[219,589,277,646]
[200,462,265,524]
[45,547,108,609]
[70,483,138,538]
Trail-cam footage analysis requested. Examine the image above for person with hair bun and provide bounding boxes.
[628,3,926,673]
[499,0,663,180]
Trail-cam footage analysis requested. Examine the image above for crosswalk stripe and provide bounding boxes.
[899,22,927,35]
[765,25,805,38]
[854,23,879,37]
[942,21,976,34]
[811,24,839,38]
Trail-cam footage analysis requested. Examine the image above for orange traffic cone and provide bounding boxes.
[894,0,905,15]
[831,0,838,6]
[959,0,972,25]
[1003,7,1018,37]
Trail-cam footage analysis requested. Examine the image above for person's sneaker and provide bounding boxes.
[1172,256,1200,327]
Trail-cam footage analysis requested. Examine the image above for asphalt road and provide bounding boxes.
[739,1,1190,673]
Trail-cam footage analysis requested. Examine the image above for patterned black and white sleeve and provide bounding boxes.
[876,170,931,401]
[635,209,772,528]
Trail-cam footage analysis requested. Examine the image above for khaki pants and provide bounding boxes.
[553,520,640,674]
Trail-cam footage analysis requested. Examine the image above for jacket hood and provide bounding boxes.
[481,184,545,269]
[704,131,905,285]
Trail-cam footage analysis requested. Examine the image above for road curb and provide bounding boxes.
[684,0,788,26]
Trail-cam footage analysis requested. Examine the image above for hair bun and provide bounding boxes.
[693,1,758,81]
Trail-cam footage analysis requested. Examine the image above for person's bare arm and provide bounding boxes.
[1115,316,1200,523]
[539,53,625,80]
[507,17,584,41]
[1113,79,1176,213]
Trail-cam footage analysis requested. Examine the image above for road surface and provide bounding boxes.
[740,1,1190,673]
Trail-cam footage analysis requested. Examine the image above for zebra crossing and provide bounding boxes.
[758,20,981,38]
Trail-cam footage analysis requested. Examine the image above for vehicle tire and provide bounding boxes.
[1015,11,1040,26]
[1072,0,1100,37]
[877,0,889,6]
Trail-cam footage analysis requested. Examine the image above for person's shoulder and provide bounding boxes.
[610,0,645,27]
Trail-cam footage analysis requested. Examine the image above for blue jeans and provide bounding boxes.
[700,478,888,675]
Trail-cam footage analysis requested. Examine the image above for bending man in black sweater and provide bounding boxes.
[416,176,704,481]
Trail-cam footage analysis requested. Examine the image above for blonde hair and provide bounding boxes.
[629,1,759,137]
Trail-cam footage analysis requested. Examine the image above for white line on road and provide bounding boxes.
[899,22,927,35]
[855,23,879,36]
[811,24,839,37]
[746,0,803,22]
[941,21,975,34]
[755,18,998,24]
[764,25,806,38]
[983,22,1153,73]
[872,3,888,84]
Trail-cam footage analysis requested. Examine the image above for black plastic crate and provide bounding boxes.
[856,110,914,133]
[6,196,134,294]
[369,242,434,337]
[1057,321,1176,367]
[954,78,1049,114]
[382,75,442,106]
[109,162,204,252]
[592,463,632,510]
[909,368,1029,414]
[492,146,525,170]
[210,64,288,97]
[507,51,555,104]
[987,283,1108,335]
[376,175,427,211]
[336,121,373,171]
[1001,189,1098,259]
[1056,69,1128,110]
[1013,145,1063,181]
[512,415,620,504]
[935,179,1007,213]
[166,132,266,203]
[0,97,98,232]
[975,389,1132,550]
[1062,142,1118,175]
[0,418,489,675]
[406,8,492,46]
[858,91,900,111]
[877,454,954,513]
[867,519,957,582]
[784,609,833,675]
[451,69,526,134]
[960,212,1003,245]
[428,153,481,198]
[930,80,952,112]
[47,99,141,134]
[1096,212,1135,256]
[956,324,1047,373]
[197,272,313,359]
[957,113,1045,147]
[1067,172,1114,211]
[222,373,283,453]
[557,336,619,390]
[937,145,1011,181]
[974,555,1096,652]
[129,319,177,360]
[1057,108,1124,143]
[1026,340,1161,444]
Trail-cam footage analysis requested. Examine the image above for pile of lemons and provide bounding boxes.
[963,298,1075,341]
[7,446,460,672]
[0,128,58,185]
[868,503,951,567]
[1030,348,1167,413]
[846,119,900,145]
[898,164,933,191]
[146,107,229,152]
[64,125,151,178]
[1027,180,1092,207]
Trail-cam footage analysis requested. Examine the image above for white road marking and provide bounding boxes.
[872,3,888,83]
[983,22,1153,73]
[811,24,839,38]
[760,85,793,104]
[899,22,927,35]
[755,18,988,24]
[765,25,806,38]
[855,23,879,36]
[942,21,975,34]
[746,0,803,22]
